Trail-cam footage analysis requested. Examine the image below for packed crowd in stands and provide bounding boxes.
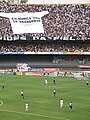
[0,2,90,40]
[0,42,90,52]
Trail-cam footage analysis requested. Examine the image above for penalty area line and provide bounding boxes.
[0,100,3,107]
[0,109,70,120]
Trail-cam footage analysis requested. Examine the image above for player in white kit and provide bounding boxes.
[60,98,64,108]
[45,79,48,85]
[25,102,29,112]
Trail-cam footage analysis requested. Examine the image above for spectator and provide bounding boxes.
[0,3,89,40]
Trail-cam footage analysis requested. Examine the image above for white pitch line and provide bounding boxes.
[0,109,70,120]
[0,100,3,107]
[41,83,70,89]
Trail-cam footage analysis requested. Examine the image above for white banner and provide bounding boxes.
[16,63,31,72]
[0,11,49,34]
[27,0,90,4]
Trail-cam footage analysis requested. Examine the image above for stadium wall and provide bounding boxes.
[0,54,90,69]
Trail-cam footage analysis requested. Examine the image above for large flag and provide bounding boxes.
[0,11,49,34]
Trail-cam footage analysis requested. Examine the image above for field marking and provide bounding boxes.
[0,100,3,107]
[0,109,70,120]
[41,83,70,89]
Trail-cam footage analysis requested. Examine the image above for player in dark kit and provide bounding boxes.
[20,90,24,99]
[53,88,56,96]
[69,101,72,111]
[2,84,4,89]
[86,80,89,86]
[53,79,56,85]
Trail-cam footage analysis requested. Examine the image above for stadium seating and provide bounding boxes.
[0,3,89,40]
[0,2,90,70]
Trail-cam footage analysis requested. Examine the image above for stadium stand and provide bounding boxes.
[0,2,89,40]
[0,40,90,69]
[0,2,90,70]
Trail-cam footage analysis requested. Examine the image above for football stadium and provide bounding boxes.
[0,0,90,120]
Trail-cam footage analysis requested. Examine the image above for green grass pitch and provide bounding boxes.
[0,74,90,120]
